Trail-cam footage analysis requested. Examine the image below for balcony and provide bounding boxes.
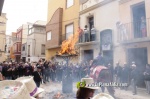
[117,18,150,44]
[59,32,99,47]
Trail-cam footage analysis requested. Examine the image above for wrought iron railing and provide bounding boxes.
[59,32,97,44]
[117,18,150,42]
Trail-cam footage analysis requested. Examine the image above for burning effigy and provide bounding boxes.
[55,28,82,94]
[58,27,81,55]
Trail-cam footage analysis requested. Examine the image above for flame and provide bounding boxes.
[58,27,83,55]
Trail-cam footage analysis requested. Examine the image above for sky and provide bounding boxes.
[2,0,48,35]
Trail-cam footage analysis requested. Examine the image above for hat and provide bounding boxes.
[16,76,44,97]
[80,78,99,90]
[132,64,136,67]
[0,80,35,99]
[92,93,114,99]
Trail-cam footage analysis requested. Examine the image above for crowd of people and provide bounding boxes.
[0,54,150,96]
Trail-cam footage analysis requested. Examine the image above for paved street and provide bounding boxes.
[39,81,150,99]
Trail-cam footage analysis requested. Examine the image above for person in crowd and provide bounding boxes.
[0,63,2,73]
[143,64,150,94]
[18,62,24,77]
[91,25,96,41]
[114,62,122,86]
[76,78,99,99]
[140,16,147,37]
[120,63,129,90]
[33,66,42,87]
[131,64,138,95]
[0,72,3,81]
[44,61,50,82]
[96,52,105,65]
[107,63,114,81]
[84,25,89,42]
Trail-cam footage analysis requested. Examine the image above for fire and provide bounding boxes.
[58,27,82,55]
[53,92,64,99]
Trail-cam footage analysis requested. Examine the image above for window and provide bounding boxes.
[66,0,74,8]
[28,25,32,34]
[22,45,25,51]
[47,31,51,40]
[18,43,21,52]
[66,24,73,39]
[41,44,45,55]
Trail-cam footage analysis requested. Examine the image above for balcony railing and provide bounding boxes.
[59,32,97,45]
[117,18,150,43]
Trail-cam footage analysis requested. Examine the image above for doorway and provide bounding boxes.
[128,47,147,87]
[84,50,93,61]
[131,2,146,38]
[103,50,113,66]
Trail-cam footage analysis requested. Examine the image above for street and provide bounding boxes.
[38,81,150,99]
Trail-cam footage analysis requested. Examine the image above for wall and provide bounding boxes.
[46,0,80,60]
[27,25,46,59]
[80,0,119,45]
[46,8,63,49]
[0,13,7,61]
[45,48,60,60]
[114,0,150,65]
[79,44,100,61]
[22,24,28,44]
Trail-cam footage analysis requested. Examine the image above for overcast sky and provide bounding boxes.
[2,0,48,35]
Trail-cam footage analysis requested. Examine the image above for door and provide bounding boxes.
[132,2,146,38]
[128,47,147,87]
[103,50,113,66]
[84,50,93,61]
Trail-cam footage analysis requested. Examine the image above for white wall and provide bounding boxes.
[80,1,120,46]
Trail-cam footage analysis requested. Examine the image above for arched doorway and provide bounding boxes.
[100,29,113,66]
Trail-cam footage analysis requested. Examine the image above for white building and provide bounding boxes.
[20,24,28,62]
[79,0,120,65]
[5,35,12,61]
[27,20,46,62]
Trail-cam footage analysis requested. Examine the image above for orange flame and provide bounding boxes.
[58,27,83,55]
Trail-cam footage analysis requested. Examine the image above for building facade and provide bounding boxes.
[0,13,7,62]
[79,0,119,64]
[46,0,80,60]
[12,24,28,62]
[113,0,150,86]
[27,20,46,62]
[5,35,12,61]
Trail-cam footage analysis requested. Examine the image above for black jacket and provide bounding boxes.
[33,71,42,82]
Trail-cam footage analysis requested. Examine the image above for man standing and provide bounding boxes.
[114,62,122,86]
[143,64,150,94]
[33,66,42,87]
[131,64,138,95]
[91,25,96,41]
[78,27,84,43]
[84,25,89,42]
